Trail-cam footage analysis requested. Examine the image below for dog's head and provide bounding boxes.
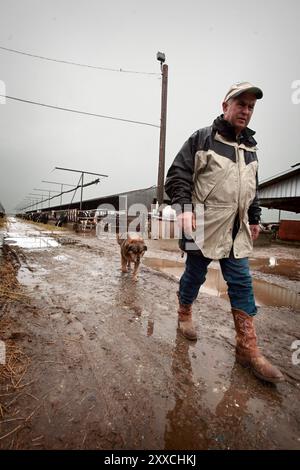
[127,239,147,262]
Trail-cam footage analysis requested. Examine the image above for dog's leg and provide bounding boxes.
[132,260,140,281]
[121,255,128,273]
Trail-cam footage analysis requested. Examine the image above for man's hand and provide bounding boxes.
[176,211,196,236]
[250,224,260,240]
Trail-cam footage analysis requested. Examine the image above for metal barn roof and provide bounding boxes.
[258,165,300,213]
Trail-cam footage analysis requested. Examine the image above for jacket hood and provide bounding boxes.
[213,115,257,147]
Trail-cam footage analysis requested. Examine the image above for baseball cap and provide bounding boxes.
[224,82,263,102]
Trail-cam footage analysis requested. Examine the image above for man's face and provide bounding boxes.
[222,92,257,134]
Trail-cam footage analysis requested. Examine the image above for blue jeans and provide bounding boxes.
[179,253,257,316]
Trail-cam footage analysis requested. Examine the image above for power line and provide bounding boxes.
[0,94,160,128]
[0,45,160,76]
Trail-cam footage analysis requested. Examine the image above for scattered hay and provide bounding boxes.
[0,245,29,306]
[26,220,66,231]
[0,424,23,441]
[0,342,31,392]
[0,266,20,304]
[0,239,34,438]
[0,341,32,445]
[0,403,43,443]
[0,217,6,229]
[0,287,28,304]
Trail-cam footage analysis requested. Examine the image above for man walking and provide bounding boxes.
[165,82,284,383]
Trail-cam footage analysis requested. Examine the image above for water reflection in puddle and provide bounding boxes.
[143,257,300,310]
[5,236,59,249]
[4,219,62,250]
[249,257,300,281]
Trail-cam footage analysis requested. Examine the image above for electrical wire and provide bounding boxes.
[0,94,160,128]
[0,45,160,76]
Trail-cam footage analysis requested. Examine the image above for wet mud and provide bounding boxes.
[0,218,300,450]
[143,257,300,310]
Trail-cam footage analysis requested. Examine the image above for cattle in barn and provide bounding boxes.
[55,213,68,227]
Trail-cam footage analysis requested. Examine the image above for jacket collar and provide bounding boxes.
[212,115,257,147]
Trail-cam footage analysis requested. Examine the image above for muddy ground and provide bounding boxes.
[0,217,300,450]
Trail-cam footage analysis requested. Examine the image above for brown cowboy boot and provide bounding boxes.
[178,303,198,341]
[232,308,284,383]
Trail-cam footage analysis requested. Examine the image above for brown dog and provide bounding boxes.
[117,232,147,280]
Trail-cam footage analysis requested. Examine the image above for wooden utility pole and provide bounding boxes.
[156,58,168,208]
[80,173,84,210]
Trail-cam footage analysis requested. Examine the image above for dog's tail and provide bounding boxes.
[116,232,126,246]
[116,233,121,246]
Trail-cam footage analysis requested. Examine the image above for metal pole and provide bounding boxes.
[80,173,84,210]
[41,180,77,209]
[53,167,108,210]
[29,194,48,210]
[157,62,168,208]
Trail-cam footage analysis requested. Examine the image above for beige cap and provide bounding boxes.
[224,82,263,102]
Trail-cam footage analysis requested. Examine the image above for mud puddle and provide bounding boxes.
[7,241,297,450]
[143,257,300,310]
[249,257,300,281]
[146,239,181,252]
[3,217,65,250]
[2,217,300,450]
[4,235,60,249]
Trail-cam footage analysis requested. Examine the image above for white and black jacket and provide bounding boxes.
[165,115,262,259]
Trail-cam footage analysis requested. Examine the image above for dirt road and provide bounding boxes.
[0,217,300,449]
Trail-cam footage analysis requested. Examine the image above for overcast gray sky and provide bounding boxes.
[0,0,299,215]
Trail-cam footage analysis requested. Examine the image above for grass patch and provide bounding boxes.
[0,217,7,229]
